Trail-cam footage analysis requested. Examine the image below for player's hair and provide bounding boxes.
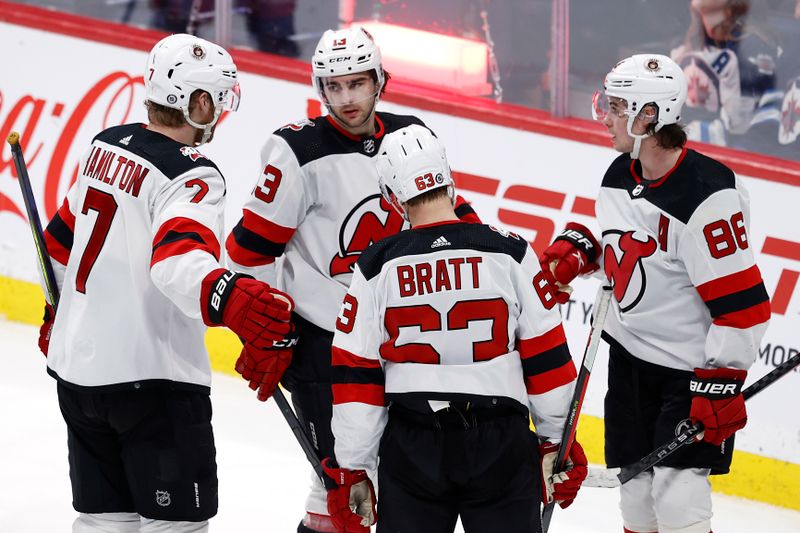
[647,122,688,150]
[145,89,207,128]
[374,69,391,97]
[405,185,451,208]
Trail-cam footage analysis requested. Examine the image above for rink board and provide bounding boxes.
[0,4,798,510]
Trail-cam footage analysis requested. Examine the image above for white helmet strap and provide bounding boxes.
[183,105,223,146]
[626,113,652,159]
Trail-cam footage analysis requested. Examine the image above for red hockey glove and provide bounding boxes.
[235,333,297,401]
[539,439,588,509]
[689,367,747,446]
[539,222,601,286]
[200,269,292,348]
[321,457,376,533]
[38,303,55,357]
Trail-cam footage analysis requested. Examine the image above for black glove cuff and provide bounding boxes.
[689,376,743,399]
[205,270,254,325]
[554,227,598,263]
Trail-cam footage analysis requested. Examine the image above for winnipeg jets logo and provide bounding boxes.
[329,194,406,276]
[363,139,375,154]
[779,78,800,145]
[180,146,205,161]
[680,54,722,112]
[603,230,657,312]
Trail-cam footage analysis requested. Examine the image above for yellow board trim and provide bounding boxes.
[3,275,798,510]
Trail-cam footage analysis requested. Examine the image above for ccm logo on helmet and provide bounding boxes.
[329,56,351,63]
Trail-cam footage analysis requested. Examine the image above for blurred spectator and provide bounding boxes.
[150,0,212,33]
[670,0,784,153]
[240,0,299,57]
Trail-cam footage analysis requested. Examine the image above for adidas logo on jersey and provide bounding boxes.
[431,236,451,248]
[119,135,132,146]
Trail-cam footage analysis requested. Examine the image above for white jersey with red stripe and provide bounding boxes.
[596,148,771,372]
[330,221,577,471]
[225,113,479,333]
[43,123,227,390]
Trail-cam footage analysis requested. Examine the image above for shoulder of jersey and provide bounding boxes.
[357,222,529,281]
[271,113,426,167]
[603,149,735,223]
[93,123,222,181]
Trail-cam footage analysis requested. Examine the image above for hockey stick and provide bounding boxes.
[541,285,612,532]
[272,387,336,489]
[583,351,800,489]
[7,132,60,307]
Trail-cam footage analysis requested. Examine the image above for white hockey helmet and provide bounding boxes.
[376,125,455,220]
[145,34,240,144]
[311,26,385,104]
[592,54,688,157]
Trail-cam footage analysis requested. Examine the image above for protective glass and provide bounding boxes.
[591,90,628,121]
[222,82,241,112]
[320,75,380,107]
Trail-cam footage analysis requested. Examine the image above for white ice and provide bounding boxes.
[1,319,798,532]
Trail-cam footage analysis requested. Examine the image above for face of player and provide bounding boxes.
[599,97,650,153]
[322,72,379,135]
[190,93,218,145]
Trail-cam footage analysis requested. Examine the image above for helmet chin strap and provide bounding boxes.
[626,114,652,159]
[183,106,223,146]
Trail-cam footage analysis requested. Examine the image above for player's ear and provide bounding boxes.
[639,104,658,124]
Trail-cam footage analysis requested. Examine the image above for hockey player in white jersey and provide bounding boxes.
[225,26,479,533]
[541,54,771,533]
[321,125,588,533]
[37,34,294,532]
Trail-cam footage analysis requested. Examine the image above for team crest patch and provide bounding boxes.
[280,118,315,132]
[363,139,375,154]
[779,77,800,145]
[488,225,520,240]
[155,490,171,507]
[645,58,661,72]
[192,45,206,60]
[180,146,206,161]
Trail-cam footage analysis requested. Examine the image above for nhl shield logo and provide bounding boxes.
[631,184,645,197]
[155,490,172,507]
[363,139,375,154]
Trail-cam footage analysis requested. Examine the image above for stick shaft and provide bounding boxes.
[586,352,800,488]
[541,286,612,532]
[7,133,60,307]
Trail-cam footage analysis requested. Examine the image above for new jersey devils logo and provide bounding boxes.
[329,194,406,276]
[603,230,657,312]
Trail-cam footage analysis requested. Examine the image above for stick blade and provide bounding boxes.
[583,466,622,488]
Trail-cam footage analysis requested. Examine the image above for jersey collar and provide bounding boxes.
[325,114,385,141]
[412,220,464,230]
[629,147,687,188]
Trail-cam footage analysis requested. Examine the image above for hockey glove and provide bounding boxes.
[539,439,588,509]
[540,222,601,287]
[200,268,292,348]
[321,457,376,533]
[235,333,297,401]
[38,303,55,357]
[689,367,747,446]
